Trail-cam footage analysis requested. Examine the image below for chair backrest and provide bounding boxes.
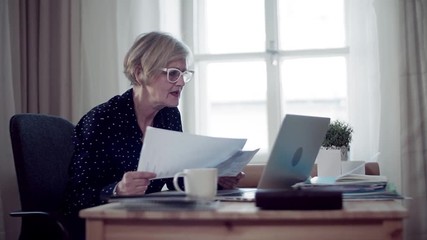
[9,114,74,213]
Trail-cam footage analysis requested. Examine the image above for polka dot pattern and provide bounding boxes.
[62,89,182,216]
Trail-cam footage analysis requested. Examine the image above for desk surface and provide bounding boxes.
[80,200,407,240]
[80,200,406,221]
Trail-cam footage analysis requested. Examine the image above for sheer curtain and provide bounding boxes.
[373,0,402,193]
[348,0,402,190]
[347,0,382,165]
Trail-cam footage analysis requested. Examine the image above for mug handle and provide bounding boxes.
[173,172,186,192]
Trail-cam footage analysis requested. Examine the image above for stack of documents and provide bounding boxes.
[294,174,403,200]
[110,195,221,211]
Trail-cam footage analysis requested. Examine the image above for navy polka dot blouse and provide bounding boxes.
[62,89,182,216]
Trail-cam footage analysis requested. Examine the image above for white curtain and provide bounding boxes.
[348,0,402,192]
[373,0,403,193]
[347,0,382,164]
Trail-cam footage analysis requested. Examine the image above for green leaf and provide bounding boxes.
[322,120,353,148]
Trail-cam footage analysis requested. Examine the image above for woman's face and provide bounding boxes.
[145,59,188,109]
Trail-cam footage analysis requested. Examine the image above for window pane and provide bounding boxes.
[205,61,268,150]
[278,0,345,50]
[200,0,265,54]
[190,0,349,163]
[280,57,348,120]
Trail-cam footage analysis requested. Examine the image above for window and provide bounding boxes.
[183,0,348,162]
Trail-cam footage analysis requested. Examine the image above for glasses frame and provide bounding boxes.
[160,68,194,83]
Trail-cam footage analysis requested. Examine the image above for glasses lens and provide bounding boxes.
[183,71,193,82]
[168,69,182,82]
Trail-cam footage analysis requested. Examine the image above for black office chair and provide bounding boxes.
[9,113,75,240]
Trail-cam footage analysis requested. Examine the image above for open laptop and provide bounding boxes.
[215,114,330,201]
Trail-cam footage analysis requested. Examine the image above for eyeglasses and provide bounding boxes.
[160,68,194,83]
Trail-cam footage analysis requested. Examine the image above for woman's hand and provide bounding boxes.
[218,172,246,189]
[115,171,156,195]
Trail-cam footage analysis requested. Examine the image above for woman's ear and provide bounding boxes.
[134,66,144,85]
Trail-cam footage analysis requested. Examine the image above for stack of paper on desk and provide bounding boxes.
[137,127,259,179]
[294,174,403,200]
[110,195,221,211]
[334,174,388,184]
[311,174,388,185]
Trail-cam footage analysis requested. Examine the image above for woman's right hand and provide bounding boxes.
[115,171,157,196]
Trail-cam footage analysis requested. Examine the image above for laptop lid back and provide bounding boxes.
[257,114,330,189]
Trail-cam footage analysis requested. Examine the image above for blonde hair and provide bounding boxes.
[123,31,193,85]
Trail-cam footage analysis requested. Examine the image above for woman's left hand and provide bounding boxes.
[218,172,246,189]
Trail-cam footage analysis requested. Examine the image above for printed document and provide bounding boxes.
[137,127,259,178]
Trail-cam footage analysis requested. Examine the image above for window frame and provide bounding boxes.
[181,0,350,163]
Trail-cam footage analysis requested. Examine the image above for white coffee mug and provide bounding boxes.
[173,168,218,201]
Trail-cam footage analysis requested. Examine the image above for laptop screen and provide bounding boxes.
[257,114,330,189]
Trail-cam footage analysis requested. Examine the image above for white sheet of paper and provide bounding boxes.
[216,149,260,176]
[341,161,365,175]
[137,127,254,178]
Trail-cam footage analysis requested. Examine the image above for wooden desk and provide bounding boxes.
[80,200,406,240]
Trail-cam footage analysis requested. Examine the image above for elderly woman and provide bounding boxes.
[61,31,244,240]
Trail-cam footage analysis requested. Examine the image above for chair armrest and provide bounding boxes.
[10,211,50,218]
[10,211,70,240]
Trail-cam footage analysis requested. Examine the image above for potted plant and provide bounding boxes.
[322,120,354,160]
